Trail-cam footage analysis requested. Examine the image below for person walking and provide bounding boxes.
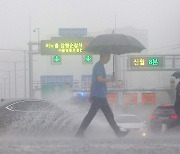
[167,80,180,129]
[76,53,128,138]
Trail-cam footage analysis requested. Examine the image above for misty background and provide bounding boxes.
[0,0,180,102]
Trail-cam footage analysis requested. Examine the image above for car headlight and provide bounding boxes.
[142,133,146,137]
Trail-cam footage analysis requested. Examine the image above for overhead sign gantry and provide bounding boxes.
[41,32,93,64]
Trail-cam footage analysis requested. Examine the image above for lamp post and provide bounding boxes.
[28,42,39,99]
[28,27,40,99]
[24,50,27,98]
[28,42,33,99]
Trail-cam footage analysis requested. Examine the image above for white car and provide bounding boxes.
[116,114,148,137]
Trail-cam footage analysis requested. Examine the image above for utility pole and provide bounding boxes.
[14,62,17,98]
[28,42,34,99]
[0,83,2,99]
[24,51,27,98]
[8,71,10,98]
[28,27,40,99]
[4,78,6,99]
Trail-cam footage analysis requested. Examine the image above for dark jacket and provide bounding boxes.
[174,81,180,115]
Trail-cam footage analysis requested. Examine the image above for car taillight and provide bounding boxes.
[162,104,172,107]
[170,114,178,119]
[150,115,157,119]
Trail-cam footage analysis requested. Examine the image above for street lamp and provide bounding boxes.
[28,27,40,99]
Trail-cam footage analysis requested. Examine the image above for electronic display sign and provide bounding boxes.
[129,56,164,69]
[59,28,87,36]
[41,37,93,55]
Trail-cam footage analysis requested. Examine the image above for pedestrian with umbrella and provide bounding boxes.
[75,33,145,138]
[166,71,180,130]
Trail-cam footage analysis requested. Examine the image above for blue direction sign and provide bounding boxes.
[41,75,73,98]
[59,28,87,36]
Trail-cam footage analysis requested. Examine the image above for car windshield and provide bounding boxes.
[116,116,140,123]
[153,106,175,114]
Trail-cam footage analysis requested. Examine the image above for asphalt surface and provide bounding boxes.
[0,135,180,154]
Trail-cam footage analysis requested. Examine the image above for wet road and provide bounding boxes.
[0,135,180,154]
[0,98,179,154]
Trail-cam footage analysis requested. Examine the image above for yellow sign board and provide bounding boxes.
[41,37,93,55]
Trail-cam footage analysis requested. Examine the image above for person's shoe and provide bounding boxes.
[116,128,129,138]
[75,132,85,138]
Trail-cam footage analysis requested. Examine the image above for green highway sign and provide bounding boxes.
[129,55,164,70]
[41,75,73,98]
[85,55,92,62]
[54,55,60,62]
[51,55,62,64]
[82,55,93,64]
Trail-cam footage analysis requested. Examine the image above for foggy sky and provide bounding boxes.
[0,0,180,74]
[0,0,180,51]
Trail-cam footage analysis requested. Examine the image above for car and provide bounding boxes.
[0,99,67,134]
[72,91,90,103]
[115,114,148,137]
[149,104,179,133]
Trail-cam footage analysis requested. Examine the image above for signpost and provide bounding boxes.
[41,75,73,98]
[81,75,92,88]
[41,37,93,55]
[142,93,156,105]
[129,55,164,70]
[123,93,138,108]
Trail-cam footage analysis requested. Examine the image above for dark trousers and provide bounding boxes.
[76,97,120,135]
